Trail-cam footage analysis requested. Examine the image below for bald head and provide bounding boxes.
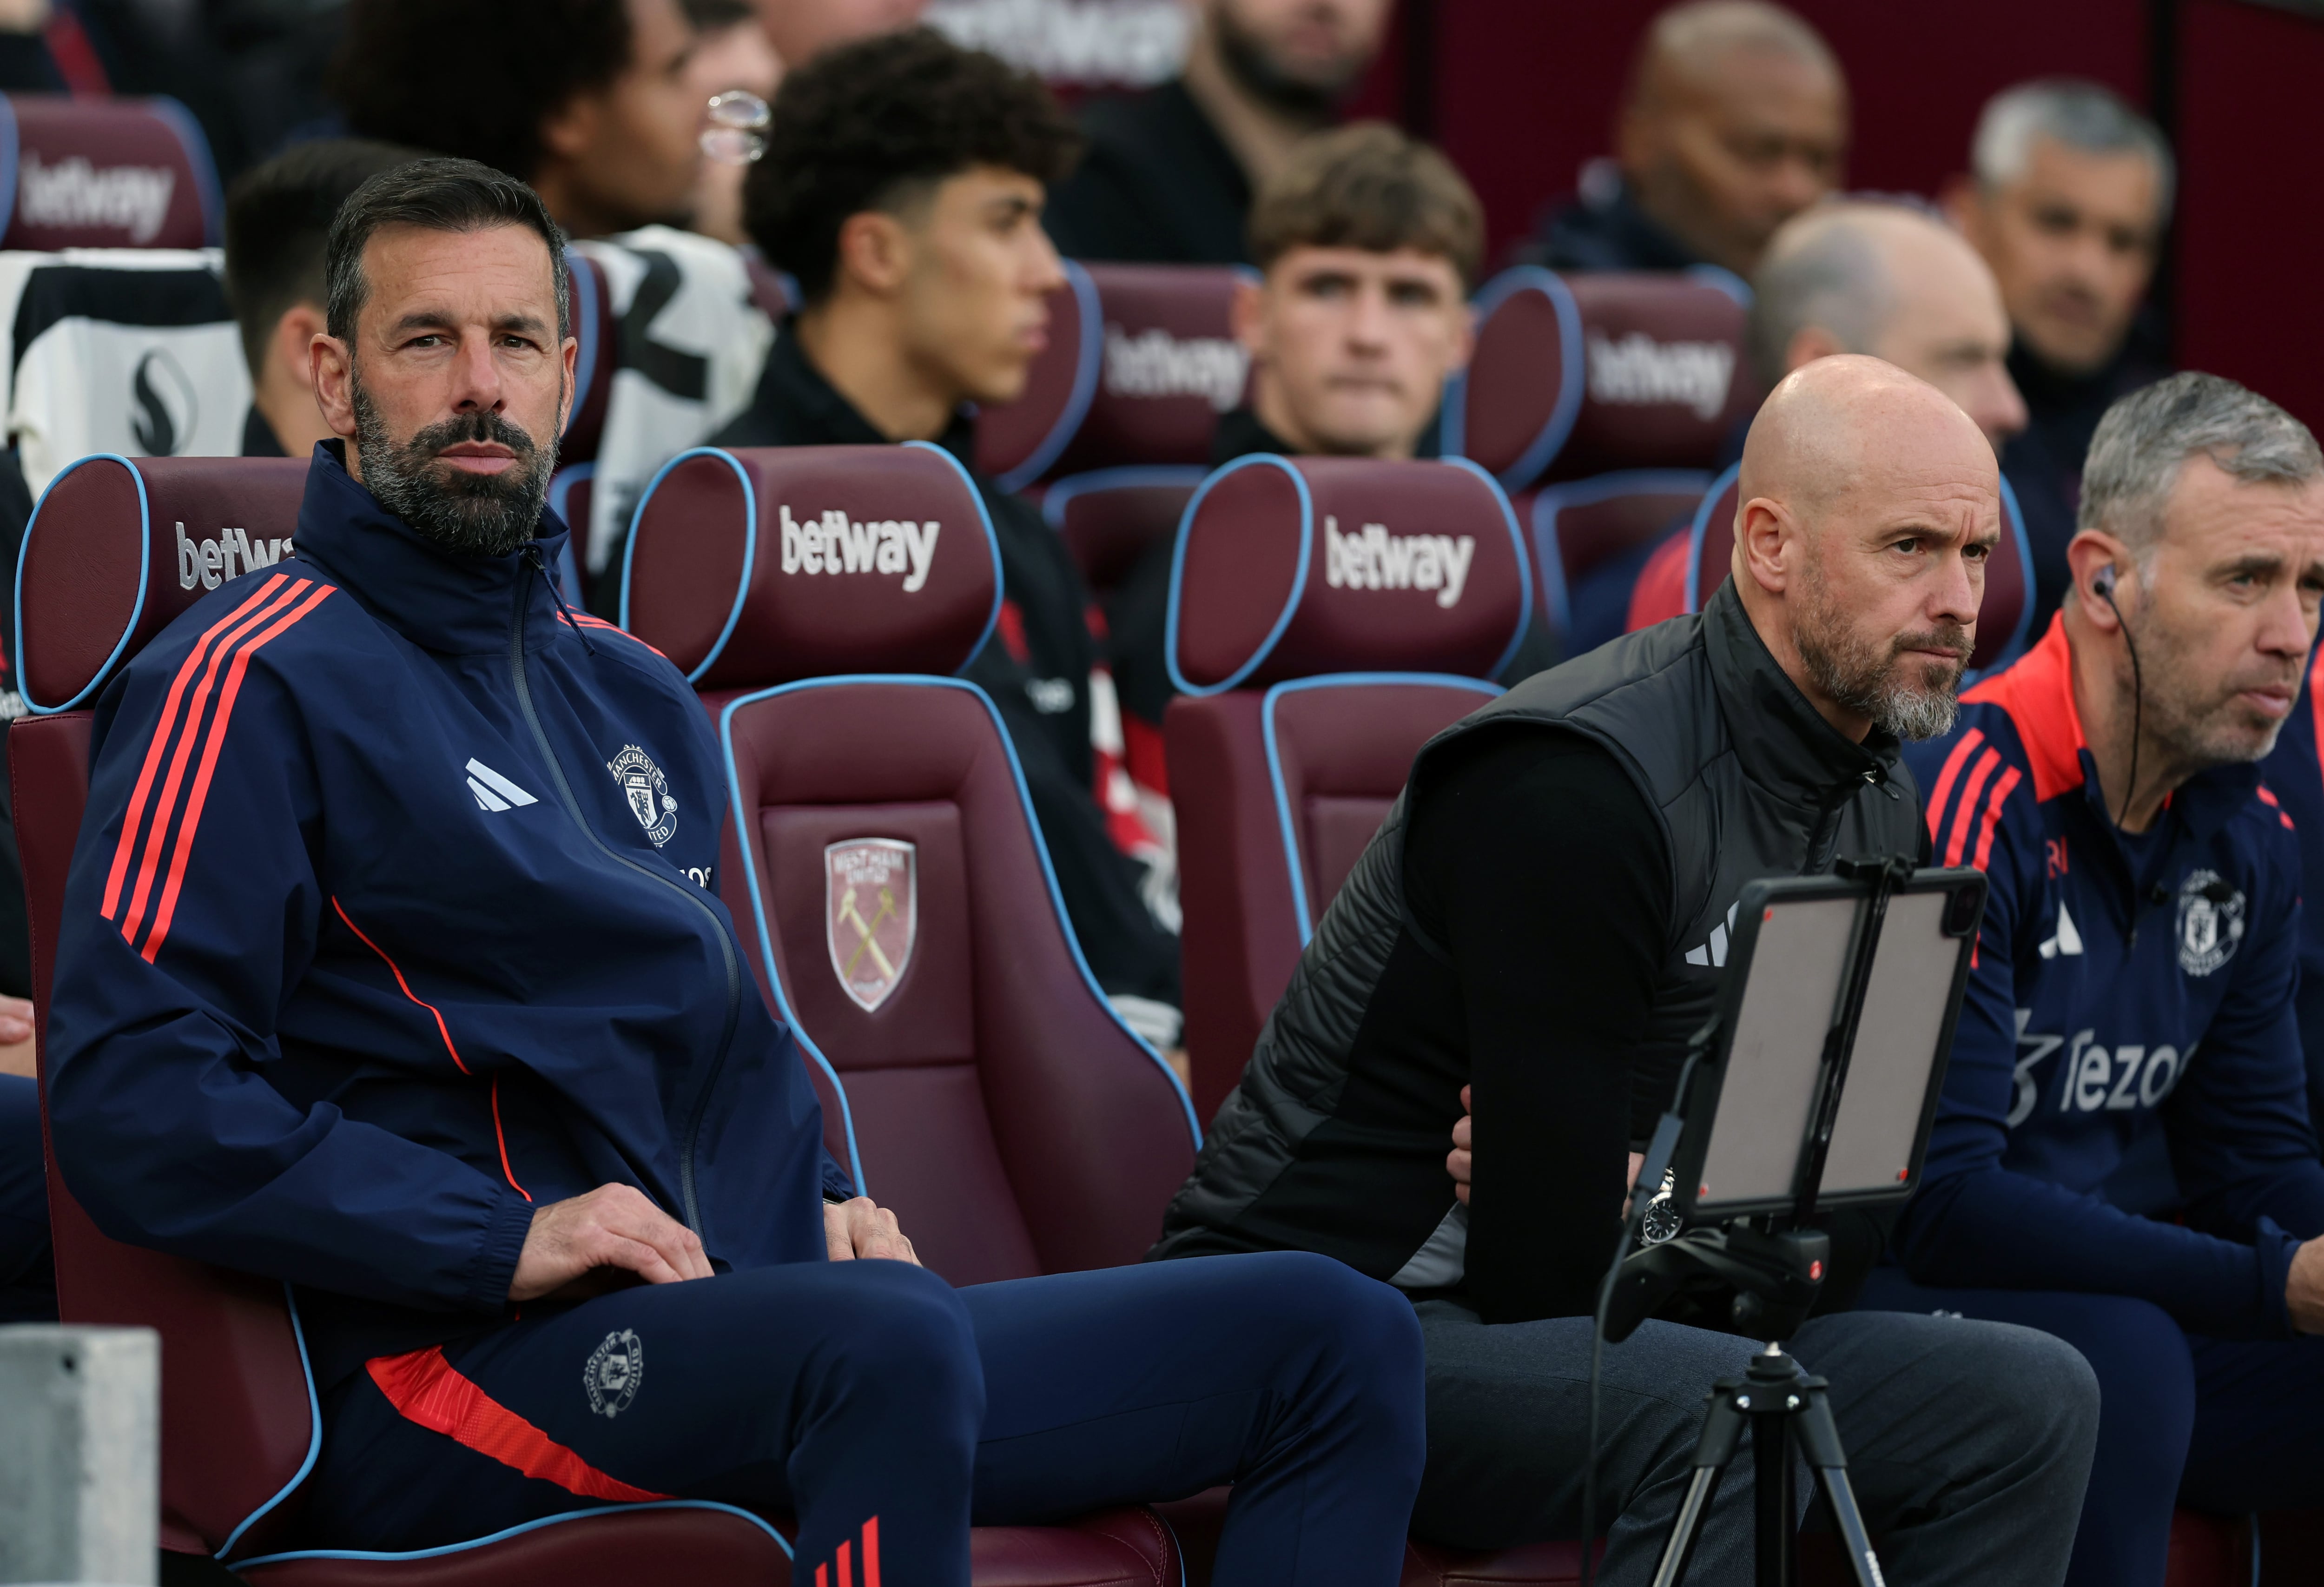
[1618,1,1848,276]
[1733,356,2001,742]
[1742,354,1996,516]
[1751,202,2026,446]
[1632,0,1839,107]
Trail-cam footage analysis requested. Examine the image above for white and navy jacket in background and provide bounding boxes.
[1898,615,2324,1337]
[45,443,847,1389]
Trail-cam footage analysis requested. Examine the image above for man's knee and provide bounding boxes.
[779,1261,985,1432]
[1830,1310,2103,1466]
[1222,1252,1427,1454]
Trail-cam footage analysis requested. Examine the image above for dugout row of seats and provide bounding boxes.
[0,89,2222,1586]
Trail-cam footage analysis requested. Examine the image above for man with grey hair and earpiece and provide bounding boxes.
[1945,78,2175,634]
[1873,370,2324,1587]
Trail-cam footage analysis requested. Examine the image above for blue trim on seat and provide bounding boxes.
[1992,471,2037,669]
[1164,454,1313,698]
[1038,464,1210,533]
[1682,462,1743,615]
[1684,263,1753,309]
[619,448,757,683]
[993,260,1102,493]
[716,685,868,1190]
[149,96,223,246]
[18,454,149,714]
[563,250,601,442]
[1440,267,1585,493]
[719,675,1202,1155]
[1261,673,1502,945]
[901,439,1005,671]
[1439,456,1534,681]
[0,96,20,241]
[213,1283,322,1561]
[1529,468,1716,639]
[547,461,596,527]
[233,1500,792,1568]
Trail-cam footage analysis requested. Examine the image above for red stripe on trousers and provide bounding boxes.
[138,584,335,960]
[103,576,295,927]
[366,1345,670,1503]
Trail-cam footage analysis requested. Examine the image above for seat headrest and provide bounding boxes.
[1448,268,1760,492]
[0,95,220,251]
[1167,455,1530,694]
[976,263,1252,490]
[17,454,309,712]
[621,443,1000,690]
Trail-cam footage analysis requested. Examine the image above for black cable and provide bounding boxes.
[1578,1218,1636,1587]
[2097,582,2144,829]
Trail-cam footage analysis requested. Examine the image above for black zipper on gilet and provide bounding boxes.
[507,549,742,1236]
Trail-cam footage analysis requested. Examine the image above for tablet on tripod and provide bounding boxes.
[1670,860,1987,1230]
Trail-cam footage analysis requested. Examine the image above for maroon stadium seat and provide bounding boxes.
[1162,453,1526,1123]
[1529,468,1712,648]
[977,262,1249,601]
[1446,269,1755,642]
[12,454,1175,1586]
[1445,268,1758,495]
[623,442,1200,1286]
[1630,463,2038,676]
[0,93,219,251]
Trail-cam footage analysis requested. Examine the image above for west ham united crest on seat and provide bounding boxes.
[826,839,917,1011]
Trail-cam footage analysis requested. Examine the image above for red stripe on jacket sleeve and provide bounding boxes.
[136,583,336,962]
[111,578,306,940]
[1921,728,1987,843]
[366,1345,670,1504]
[1969,767,2021,872]
[1943,748,2001,867]
[100,575,290,920]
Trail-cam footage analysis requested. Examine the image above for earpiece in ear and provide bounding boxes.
[2093,563,2118,601]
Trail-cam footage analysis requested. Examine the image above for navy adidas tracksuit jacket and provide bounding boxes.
[44,442,848,1388]
[1897,616,2324,1338]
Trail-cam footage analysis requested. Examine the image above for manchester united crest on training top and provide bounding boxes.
[826,839,916,1011]
[584,1328,643,1418]
[2176,869,2245,978]
[606,744,677,847]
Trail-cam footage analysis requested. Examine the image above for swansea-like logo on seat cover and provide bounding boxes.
[607,744,678,847]
[826,839,917,1012]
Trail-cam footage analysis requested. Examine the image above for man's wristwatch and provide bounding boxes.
[1640,1169,1683,1245]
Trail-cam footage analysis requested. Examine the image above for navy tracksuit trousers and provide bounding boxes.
[299,1250,1426,1587]
[1860,1270,2324,1587]
[0,1074,54,1323]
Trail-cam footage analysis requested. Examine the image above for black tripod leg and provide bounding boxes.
[1754,1411,1795,1587]
[1793,1383,1882,1587]
[1650,1384,1747,1587]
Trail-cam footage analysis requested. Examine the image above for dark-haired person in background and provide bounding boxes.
[1043,0,1392,266]
[1528,0,1845,279]
[332,0,707,239]
[1109,124,1552,757]
[713,27,1185,1046]
[1944,80,2172,635]
[227,139,425,459]
[46,153,1427,1585]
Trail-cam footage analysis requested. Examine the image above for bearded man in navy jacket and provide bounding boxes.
[41,157,1426,1585]
[1872,372,2324,1587]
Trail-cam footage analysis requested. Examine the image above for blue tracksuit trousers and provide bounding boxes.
[296,1249,1426,1587]
[1859,1269,2324,1587]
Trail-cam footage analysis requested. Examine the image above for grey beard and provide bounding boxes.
[352,377,556,559]
[1797,624,1965,741]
